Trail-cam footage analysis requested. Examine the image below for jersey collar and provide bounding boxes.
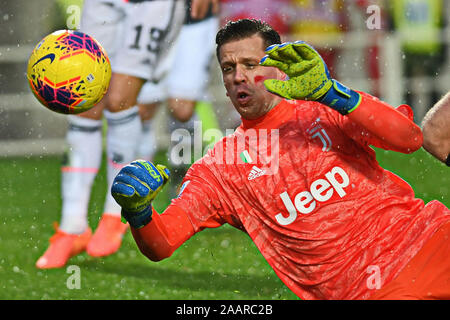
[239,99,295,131]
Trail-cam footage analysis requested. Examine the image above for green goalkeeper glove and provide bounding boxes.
[111,160,170,228]
[260,41,361,115]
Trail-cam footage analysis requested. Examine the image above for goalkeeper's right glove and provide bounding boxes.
[111,160,170,229]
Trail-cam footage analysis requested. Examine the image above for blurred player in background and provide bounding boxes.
[390,0,445,122]
[220,0,291,38]
[136,0,220,197]
[422,91,450,166]
[288,0,348,75]
[36,0,219,269]
[354,0,389,98]
[111,19,450,299]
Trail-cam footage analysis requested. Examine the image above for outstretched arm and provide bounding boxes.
[260,41,422,153]
[422,92,450,164]
[347,92,423,153]
[111,160,226,262]
[111,160,195,261]
[131,206,195,261]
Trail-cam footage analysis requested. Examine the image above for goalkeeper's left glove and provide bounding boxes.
[260,41,361,115]
[111,160,170,229]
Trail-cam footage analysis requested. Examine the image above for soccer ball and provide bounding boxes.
[27,30,111,114]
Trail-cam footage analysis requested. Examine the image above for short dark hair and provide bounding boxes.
[215,19,281,61]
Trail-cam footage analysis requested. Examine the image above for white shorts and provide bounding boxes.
[80,0,124,60]
[80,0,185,82]
[137,16,219,104]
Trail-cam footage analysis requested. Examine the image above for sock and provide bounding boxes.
[137,118,158,161]
[60,115,103,234]
[103,106,142,217]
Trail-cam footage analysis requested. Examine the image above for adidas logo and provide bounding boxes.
[248,166,266,180]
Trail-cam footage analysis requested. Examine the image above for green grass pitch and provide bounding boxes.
[0,147,448,300]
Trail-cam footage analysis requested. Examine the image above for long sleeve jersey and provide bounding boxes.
[131,94,450,300]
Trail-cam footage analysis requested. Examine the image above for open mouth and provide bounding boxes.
[236,90,251,105]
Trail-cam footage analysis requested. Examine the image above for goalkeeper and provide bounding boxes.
[111,19,450,300]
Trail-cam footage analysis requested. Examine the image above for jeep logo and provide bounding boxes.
[275,166,350,225]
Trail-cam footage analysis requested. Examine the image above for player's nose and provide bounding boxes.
[233,65,247,84]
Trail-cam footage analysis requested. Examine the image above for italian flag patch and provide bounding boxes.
[240,150,252,163]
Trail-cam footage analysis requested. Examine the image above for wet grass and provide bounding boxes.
[0,153,296,300]
[0,147,447,300]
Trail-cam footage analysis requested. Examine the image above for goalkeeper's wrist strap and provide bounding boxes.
[319,80,362,115]
[446,154,450,167]
[121,206,153,229]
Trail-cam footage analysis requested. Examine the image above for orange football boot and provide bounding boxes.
[86,214,129,257]
[36,223,92,269]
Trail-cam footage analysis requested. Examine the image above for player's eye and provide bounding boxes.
[222,65,233,73]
